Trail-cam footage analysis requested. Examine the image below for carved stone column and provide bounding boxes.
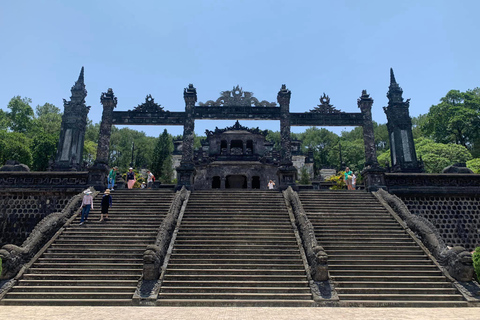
[52,67,90,171]
[88,89,117,191]
[357,90,386,192]
[383,69,422,173]
[277,84,297,190]
[176,84,197,191]
[358,90,379,167]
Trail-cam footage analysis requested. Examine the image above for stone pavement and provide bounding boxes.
[0,307,479,320]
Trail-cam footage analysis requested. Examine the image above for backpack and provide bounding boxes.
[152,175,155,182]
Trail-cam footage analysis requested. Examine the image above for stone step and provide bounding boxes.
[338,281,453,288]
[332,275,448,282]
[161,280,309,288]
[0,299,134,306]
[175,234,295,240]
[162,274,307,281]
[172,248,300,254]
[36,258,142,264]
[155,299,315,307]
[331,270,443,277]
[159,286,311,294]
[4,292,134,300]
[32,263,143,269]
[166,264,305,270]
[22,274,141,281]
[11,286,135,292]
[16,279,139,286]
[329,264,438,271]
[27,268,142,275]
[165,269,306,276]
[336,287,458,295]
[329,259,432,265]
[169,258,303,264]
[174,240,298,245]
[338,293,465,302]
[338,300,468,307]
[41,253,143,259]
[328,254,428,260]
[157,292,313,300]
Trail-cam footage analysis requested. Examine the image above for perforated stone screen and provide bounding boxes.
[0,192,75,247]
[401,195,480,252]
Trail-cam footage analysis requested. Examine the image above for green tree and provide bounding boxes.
[31,133,58,171]
[422,89,480,150]
[0,131,32,166]
[466,158,480,174]
[151,129,173,180]
[7,96,34,134]
[298,127,339,171]
[32,103,62,136]
[298,167,311,184]
[416,138,472,173]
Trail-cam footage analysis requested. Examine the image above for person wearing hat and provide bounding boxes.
[99,189,113,222]
[79,189,94,225]
[126,167,136,189]
[107,166,118,190]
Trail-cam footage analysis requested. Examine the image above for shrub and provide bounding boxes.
[473,247,480,283]
[326,171,346,190]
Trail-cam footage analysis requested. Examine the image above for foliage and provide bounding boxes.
[7,96,34,134]
[32,103,62,136]
[31,133,58,171]
[298,167,311,185]
[326,171,346,190]
[298,127,340,171]
[421,88,480,155]
[377,150,391,167]
[473,247,480,283]
[416,138,472,173]
[83,140,97,166]
[161,155,174,183]
[466,158,480,174]
[0,131,32,167]
[151,129,174,181]
[108,126,156,171]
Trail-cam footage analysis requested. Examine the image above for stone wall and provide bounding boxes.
[0,172,89,247]
[400,194,480,252]
[0,191,78,247]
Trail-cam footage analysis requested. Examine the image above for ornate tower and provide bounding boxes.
[383,68,422,172]
[53,67,90,171]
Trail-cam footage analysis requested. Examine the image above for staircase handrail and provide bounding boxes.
[142,186,190,280]
[0,187,97,280]
[283,187,329,281]
[374,188,474,282]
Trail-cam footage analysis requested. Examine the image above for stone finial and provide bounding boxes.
[387,68,404,105]
[184,83,197,102]
[70,66,87,103]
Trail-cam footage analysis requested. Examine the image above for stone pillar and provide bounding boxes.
[87,89,117,191]
[277,84,297,190]
[358,90,379,167]
[52,67,90,171]
[383,69,422,173]
[176,84,197,191]
[221,177,226,189]
[357,90,386,192]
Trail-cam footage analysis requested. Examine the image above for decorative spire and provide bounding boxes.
[390,68,396,85]
[70,66,87,103]
[386,68,404,105]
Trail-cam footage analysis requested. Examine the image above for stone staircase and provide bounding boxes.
[298,190,467,307]
[157,190,315,306]
[1,189,175,306]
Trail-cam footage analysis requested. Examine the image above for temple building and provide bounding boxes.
[172,121,313,190]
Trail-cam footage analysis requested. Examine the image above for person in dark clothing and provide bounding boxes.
[99,189,113,222]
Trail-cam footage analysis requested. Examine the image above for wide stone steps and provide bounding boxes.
[298,190,466,307]
[0,189,175,306]
[158,191,314,307]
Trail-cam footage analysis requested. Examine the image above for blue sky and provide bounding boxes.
[1,0,479,137]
